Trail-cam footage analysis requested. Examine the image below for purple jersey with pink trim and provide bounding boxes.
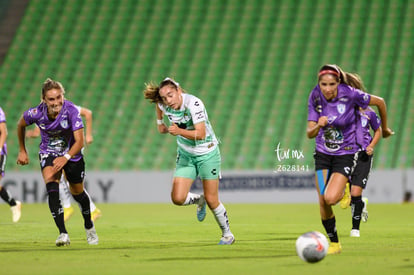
[23,100,84,160]
[356,107,381,150]
[308,84,371,155]
[0,107,7,155]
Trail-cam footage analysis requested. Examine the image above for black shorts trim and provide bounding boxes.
[350,151,373,189]
[0,154,6,176]
[39,154,85,183]
[314,151,357,178]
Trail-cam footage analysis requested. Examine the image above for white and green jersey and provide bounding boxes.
[158,93,218,156]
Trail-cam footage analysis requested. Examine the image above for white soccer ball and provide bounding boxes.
[296,231,329,263]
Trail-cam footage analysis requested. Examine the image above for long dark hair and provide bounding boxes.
[318,64,367,92]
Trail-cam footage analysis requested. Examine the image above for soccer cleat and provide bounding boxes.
[56,233,70,247]
[327,242,342,254]
[218,234,235,245]
[350,229,360,237]
[91,208,102,222]
[10,201,22,223]
[362,197,368,222]
[197,195,207,222]
[63,206,74,222]
[85,226,99,245]
[339,182,351,209]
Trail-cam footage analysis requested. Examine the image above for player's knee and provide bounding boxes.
[204,194,219,209]
[171,192,186,205]
[324,193,339,206]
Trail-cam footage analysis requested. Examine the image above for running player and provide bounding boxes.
[0,106,21,222]
[17,78,98,246]
[307,64,393,254]
[144,77,235,245]
[26,106,102,222]
[349,107,381,237]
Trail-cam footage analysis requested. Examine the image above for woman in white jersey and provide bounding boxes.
[144,77,235,245]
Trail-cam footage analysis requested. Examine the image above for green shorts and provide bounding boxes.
[174,147,221,180]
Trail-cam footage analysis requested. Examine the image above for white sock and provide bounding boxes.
[182,192,201,205]
[84,189,96,212]
[59,178,72,208]
[212,203,232,237]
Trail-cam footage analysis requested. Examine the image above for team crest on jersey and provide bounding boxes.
[337,104,346,114]
[60,120,68,128]
[361,117,368,127]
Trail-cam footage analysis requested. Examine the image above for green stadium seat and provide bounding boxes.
[1,0,413,171]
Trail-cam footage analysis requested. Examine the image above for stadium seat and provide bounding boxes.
[1,0,412,171]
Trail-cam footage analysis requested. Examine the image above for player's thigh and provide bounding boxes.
[39,154,61,183]
[41,166,61,183]
[324,172,348,204]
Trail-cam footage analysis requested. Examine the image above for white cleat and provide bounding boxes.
[362,197,368,223]
[218,234,235,245]
[350,229,360,237]
[56,233,70,247]
[86,226,99,245]
[11,201,22,223]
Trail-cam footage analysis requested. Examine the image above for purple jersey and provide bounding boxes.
[356,107,381,150]
[0,107,7,155]
[23,100,84,160]
[308,84,371,155]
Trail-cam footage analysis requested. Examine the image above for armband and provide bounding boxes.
[157,119,164,125]
[64,153,71,160]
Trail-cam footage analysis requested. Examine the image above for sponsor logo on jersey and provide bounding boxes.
[344,166,351,175]
[315,105,322,113]
[327,116,337,124]
[28,108,38,117]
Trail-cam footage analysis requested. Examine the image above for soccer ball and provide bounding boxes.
[295,231,329,263]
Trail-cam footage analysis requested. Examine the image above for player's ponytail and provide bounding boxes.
[143,82,163,104]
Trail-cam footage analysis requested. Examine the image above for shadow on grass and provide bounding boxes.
[0,236,297,252]
[146,254,293,262]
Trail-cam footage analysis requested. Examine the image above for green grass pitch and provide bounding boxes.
[1,203,413,274]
